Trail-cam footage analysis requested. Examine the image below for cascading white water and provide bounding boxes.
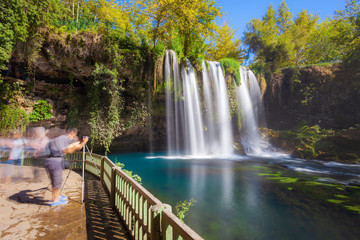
[182,59,206,155]
[203,62,233,155]
[165,50,184,154]
[235,67,263,154]
[165,51,233,156]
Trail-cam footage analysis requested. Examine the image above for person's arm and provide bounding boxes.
[63,136,89,154]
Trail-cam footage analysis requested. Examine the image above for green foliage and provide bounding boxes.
[244,1,318,72]
[0,0,28,70]
[0,79,24,105]
[115,162,142,184]
[244,0,360,71]
[175,198,197,223]
[345,205,360,214]
[88,63,123,154]
[0,78,29,134]
[133,0,222,63]
[125,102,151,129]
[220,58,241,85]
[29,100,52,122]
[0,105,29,135]
[281,123,336,159]
[207,22,245,62]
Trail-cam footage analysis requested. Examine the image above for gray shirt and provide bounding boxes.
[46,135,75,162]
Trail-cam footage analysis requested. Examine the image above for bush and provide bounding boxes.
[0,105,29,134]
[220,58,241,85]
[29,100,52,122]
[175,198,197,223]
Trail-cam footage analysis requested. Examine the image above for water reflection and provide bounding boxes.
[109,153,360,240]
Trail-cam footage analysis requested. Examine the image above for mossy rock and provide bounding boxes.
[316,151,338,161]
[338,152,359,161]
[291,148,315,159]
[315,139,336,152]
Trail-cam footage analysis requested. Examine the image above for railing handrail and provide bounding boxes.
[76,152,204,240]
[115,167,162,206]
[0,150,204,240]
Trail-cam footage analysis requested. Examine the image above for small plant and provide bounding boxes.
[0,105,29,134]
[219,58,241,85]
[116,162,142,185]
[29,100,52,122]
[175,198,197,222]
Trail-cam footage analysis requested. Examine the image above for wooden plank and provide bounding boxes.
[162,209,204,240]
[110,167,116,208]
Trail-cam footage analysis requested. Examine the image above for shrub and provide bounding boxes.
[29,100,52,122]
[0,105,29,134]
[220,58,241,85]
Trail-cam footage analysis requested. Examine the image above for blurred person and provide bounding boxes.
[0,131,25,188]
[8,131,25,180]
[27,127,50,180]
[45,128,88,206]
[0,135,11,160]
[0,135,11,188]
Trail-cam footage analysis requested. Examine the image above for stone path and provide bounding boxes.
[0,165,131,240]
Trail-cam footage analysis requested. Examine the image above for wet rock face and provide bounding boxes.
[9,30,105,85]
[263,65,360,130]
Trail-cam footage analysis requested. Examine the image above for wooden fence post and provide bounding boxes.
[100,157,104,181]
[151,204,165,240]
[110,166,116,208]
[162,204,172,240]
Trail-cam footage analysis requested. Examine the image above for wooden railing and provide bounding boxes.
[0,149,203,240]
[64,152,204,240]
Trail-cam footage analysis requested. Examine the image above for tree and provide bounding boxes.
[0,0,28,70]
[333,0,360,63]
[243,1,319,71]
[276,0,293,33]
[207,22,245,62]
[289,10,318,64]
[304,19,344,63]
[131,0,221,61]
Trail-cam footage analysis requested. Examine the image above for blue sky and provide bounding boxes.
[216,0,346,38]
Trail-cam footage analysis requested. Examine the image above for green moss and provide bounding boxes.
[344,205,360,214]
[267,177,298,183]
[219,58,240,85]
[304,181,338,188]
[327,199,345,204]
[258,173,281,177]
[205,61,210,70]
[335,195,349,199]
[251,165,269,170]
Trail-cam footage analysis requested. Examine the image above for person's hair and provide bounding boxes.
[66,128,78,134]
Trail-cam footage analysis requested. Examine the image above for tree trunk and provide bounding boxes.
[72,0,75,19]
[76,1,79,22]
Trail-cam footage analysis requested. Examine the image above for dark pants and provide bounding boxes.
[45,158,63,189]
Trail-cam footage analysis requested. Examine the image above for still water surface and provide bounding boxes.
[108,153,360,240]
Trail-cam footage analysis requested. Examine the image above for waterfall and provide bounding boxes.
[235,67,267,155]
[165,51,233,156]
[165,50,184,154]
[203,62,233,155]
[182,59,206,155]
